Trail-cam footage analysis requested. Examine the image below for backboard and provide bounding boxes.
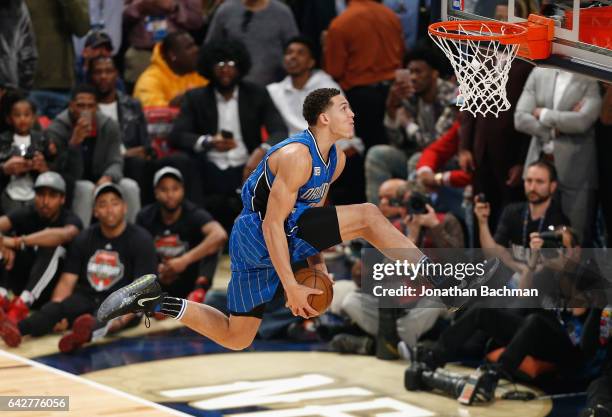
[436,0,612,82]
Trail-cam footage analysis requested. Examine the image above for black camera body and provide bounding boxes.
[405,362,498,405]
[539,230,564,249]
[407,191,433,215]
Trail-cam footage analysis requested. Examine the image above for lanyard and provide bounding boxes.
[522,203,547,248]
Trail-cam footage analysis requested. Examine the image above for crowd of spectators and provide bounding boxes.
[0,0,611,414]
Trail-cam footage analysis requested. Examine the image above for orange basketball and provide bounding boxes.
[292,268,334,316]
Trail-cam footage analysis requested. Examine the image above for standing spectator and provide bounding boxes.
[514,68,602,245]
[73,0,123,58]
[205,0,299,86]
[323,0,404,150]
[267,36,365,204]
[123,0,203,89]
[133,31,207,108]
[25,0,90,119]
[0,172,82,322]
[0,0,37,91]
[75,31,115,86]
[137,167,227,301]
[89,56,203,206]
[46,85,141,227]
[285,0,337,64]
[458,60,533,229]
[364,48,457,203]
[0,96,67,214]
[170,39,287,231]
[0,183,157,348]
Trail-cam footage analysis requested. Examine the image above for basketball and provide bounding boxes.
[292,268,334,316]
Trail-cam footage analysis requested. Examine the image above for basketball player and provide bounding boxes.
[98,88,498,350]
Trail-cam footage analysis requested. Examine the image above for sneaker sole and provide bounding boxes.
[59,314,96,353]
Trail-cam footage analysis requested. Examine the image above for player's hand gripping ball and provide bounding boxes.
[286,268,334,316]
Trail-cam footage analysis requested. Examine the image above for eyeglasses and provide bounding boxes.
[216,61,236,68]
[241,10,253,32]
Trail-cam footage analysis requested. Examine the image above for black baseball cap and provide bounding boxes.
[93,183,124,201]
[85,30,113,50]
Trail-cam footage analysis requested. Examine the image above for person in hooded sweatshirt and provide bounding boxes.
[133,31,207,108]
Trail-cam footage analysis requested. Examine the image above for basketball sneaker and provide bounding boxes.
[97,274,163,322]
[7,297,29,324]
[0,308,21,347]
[58,314,97,353]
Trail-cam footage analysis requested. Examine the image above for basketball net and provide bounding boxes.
[429,22,521,118]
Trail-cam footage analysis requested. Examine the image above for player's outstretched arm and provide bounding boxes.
[262,144,322,318]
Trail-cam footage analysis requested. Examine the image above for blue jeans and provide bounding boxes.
[29,90,70,119]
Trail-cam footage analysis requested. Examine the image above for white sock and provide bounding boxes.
[20,291,34,306]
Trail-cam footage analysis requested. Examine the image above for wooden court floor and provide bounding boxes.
[0,349,189,416]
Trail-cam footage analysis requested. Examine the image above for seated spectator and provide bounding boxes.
[0,96,67,214]
[475,160,568,275]
[0,172,82,322]
[26,0,89,119]
[0,0,37,92]
[123,0,203,89]
[515,68,602,245]
[416,119,472,189]
[89,56,203,206]
[267,35,365,204]
[365,47,457,203]
[136,167,227,301]
[45,84,141,227]
[170,39,287,231]
[133,31,207,108]
[204,0,299,86]
[329,178,461,356]
[0,183,157,349]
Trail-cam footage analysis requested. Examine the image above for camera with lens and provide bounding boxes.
[405,361,499,405]
[406,191,433,215]
[538,230,565,259]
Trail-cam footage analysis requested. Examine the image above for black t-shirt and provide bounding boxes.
[64,223,157,298]
[494,200,569,263]
[136,200,213,278]
[8,206,83,235]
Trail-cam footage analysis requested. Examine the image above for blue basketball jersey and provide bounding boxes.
[241,129,337,221]
[227,129,338,313]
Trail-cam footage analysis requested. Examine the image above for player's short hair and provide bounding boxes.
[302,88,341,126]
[527,159,557,182]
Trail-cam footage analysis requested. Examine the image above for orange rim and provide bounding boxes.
[429,20,527,44]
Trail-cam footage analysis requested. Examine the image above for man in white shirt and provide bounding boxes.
[266,36,365,204]
[169,39,288,230]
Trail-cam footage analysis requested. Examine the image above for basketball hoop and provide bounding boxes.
[429,14,554,118]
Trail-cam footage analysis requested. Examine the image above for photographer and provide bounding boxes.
[330,179,460,357]
[0,96,64,214]
[475,160,568,274]
[399,180,464,249]
[523,226,608,306]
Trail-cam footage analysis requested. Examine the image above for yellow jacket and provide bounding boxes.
[134,43,207,107]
